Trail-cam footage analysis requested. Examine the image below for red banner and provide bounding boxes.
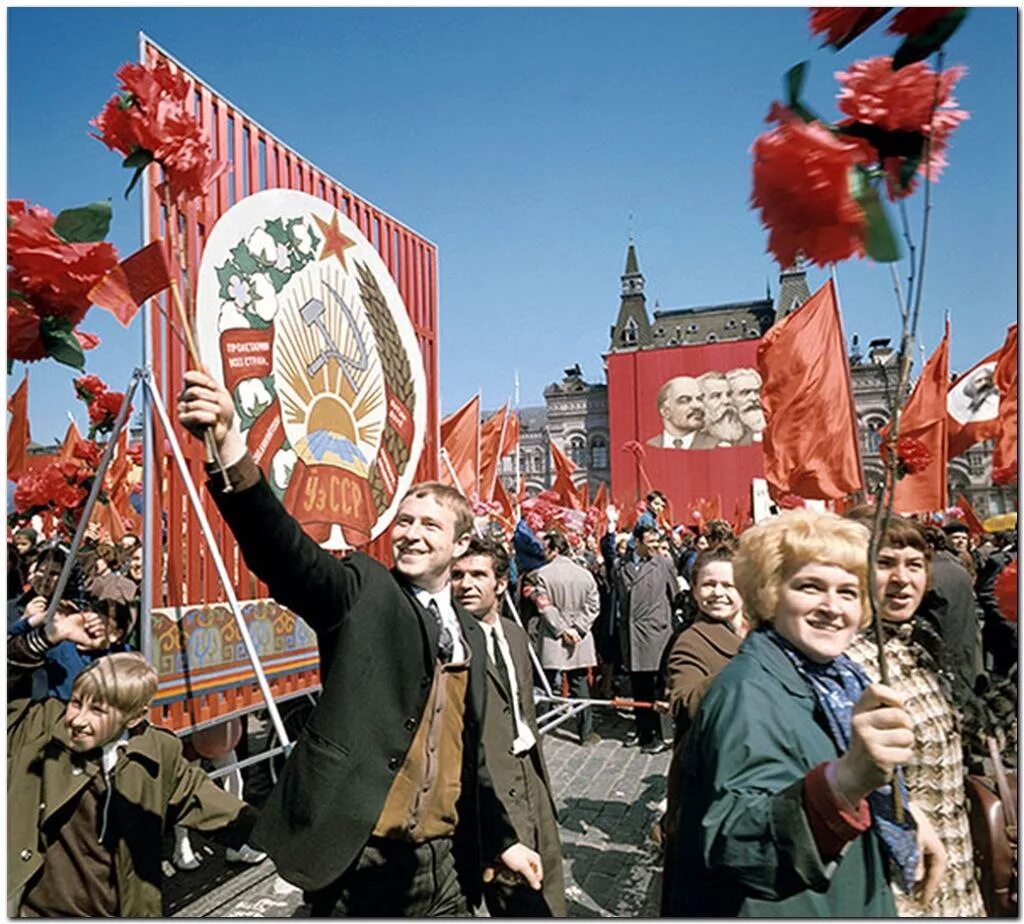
[283,461,377,546]
[220,328,274,390]
[607,341,765,525]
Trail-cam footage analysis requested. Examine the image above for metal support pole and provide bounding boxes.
[142,370,291,751]
[42,372,143,624]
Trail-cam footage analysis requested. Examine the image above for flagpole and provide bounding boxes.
[513,371,521,516]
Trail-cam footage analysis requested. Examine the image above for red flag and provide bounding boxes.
[493,476,515,522]
[88,240,174,327]
[439,395,480,497]
[478,404,508,503]
[501,412,520,459]
[549,438,582,510]
[891,321,950,514]
[758,279,863,500]
[991,324,1018,485]
[955,494,985,536]
[58,421,83,464]
[7,375,30,481]
[947,347,1002,459]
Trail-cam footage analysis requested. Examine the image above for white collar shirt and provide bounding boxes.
[661,430,695,449]
[412,585,467,663]
[483,619,536,756]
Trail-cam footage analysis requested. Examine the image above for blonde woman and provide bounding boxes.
[667,510,945,917]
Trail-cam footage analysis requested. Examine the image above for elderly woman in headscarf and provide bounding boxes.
[845,511,986,917]
[668,509,945,917]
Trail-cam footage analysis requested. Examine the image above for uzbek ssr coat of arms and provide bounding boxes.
[196,190,426,548]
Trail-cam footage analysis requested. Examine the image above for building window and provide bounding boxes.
[725,319,738,330]
[533,449,544,473]
[623,317,638,345]
[569,436,587,467]
[519,450,529,473]
[707,333,717,342]
[686,323,699,334]
[864,417,885,453]
[590,436,608,469]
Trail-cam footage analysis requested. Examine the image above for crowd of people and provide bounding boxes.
[6,371,1019,918]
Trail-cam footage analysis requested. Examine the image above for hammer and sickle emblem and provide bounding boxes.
[299,282,370,390]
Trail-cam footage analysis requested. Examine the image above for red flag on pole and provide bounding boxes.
[991,324,1018,485]
[58,421,83,464]
[7,375,30,481]
[478,404,508,503]
[88,240,174,327]
[955,494,985,536]
[493,476,515,522]
[439,395,480,497]
[947,346,1002,459]
[549,438,582,511]
[758,279,863,500]
[501,411,520,459]
[891,321,950,514]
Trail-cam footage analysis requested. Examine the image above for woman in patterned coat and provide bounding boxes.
[846,512,985,917]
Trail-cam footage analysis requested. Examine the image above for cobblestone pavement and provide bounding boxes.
[169,705,671,917]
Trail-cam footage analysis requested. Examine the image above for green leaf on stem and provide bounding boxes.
[892,9,968,71]
[783,61,824,124]
[53,201,112,243]
[124,166,147,200]
[39,316,86,370]
[122,148,154,169]
[850,167,901,263]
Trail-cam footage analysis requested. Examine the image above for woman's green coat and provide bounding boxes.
[669,629,898,917]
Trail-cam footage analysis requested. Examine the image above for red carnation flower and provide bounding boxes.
[887,7,956,36]
[7,201,118,324]
[73,439,104,468]
[13,470,45,513]
[88,390,132,434]
[91,60,225,208]
[881,435,933,476]
[836,56,968,199]
[809,7,890,46]
[127,444,144,466]
[994,560,1018,624]
[7,303,47,363]
[74,373,108,403]
[751,104,871,268]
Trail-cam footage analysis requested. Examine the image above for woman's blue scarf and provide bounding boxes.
[763,627,919,893]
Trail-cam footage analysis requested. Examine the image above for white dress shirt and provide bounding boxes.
[412,585,468,663]
[484,619,536,756]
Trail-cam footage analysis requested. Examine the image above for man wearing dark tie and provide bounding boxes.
[452,537,566,917]
[177,370,542,917]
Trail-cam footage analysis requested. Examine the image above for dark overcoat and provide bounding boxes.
[211,468,517,901]
[617,554,677,672]
[480,617,565,915]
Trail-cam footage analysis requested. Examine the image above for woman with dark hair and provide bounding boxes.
[845,511,985,917]
[660,544,746,912]
[669,509,945,916]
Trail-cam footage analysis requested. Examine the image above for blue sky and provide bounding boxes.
[7,6,1018,446]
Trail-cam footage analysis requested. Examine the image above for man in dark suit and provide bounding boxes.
[451,537,566,917]
[178,370,542,917]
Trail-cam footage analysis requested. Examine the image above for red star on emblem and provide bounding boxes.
[314,212,357,270]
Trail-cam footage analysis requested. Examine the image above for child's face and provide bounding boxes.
[64,694,130,752]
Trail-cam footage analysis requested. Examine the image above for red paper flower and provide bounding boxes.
[91,60,225,208]
[7,303,47,362]
[7,201,118,324]
[74,373,108,403]
[887,7,956,36]
[88,390,132,433]
[994,559,1017,624]
[881,435,933,476]
[809,7,890,46]
[836,56,968,199]
[127,444,144,466]
[751,104,871,268]
[73,439,104,468]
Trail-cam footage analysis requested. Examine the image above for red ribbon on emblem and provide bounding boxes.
[283,460,377,547]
